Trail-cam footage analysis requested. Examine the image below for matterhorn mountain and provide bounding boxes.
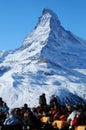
[0,8,86,108]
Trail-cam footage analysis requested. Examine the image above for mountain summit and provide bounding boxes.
[23,8,61,47]
[36,8,61,28]
[0,8,86,108]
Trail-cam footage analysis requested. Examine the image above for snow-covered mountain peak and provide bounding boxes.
[35,8,61,32]
[22,8,61,48]
[43,8,60,23]
[0,8,86,108]
[41,8,60,26]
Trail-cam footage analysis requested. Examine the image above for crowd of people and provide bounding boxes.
[0,93,86,130]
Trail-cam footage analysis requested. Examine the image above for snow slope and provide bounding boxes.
[0,8,86,108]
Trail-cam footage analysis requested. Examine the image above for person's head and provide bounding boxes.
[9,108,15,115]
[24,103,28,110]
[52,95,55,98]
[23,111,29,118]
[66,104,72,112]
[76,109,83,118]
[2,102,7,106]
[73,105,79,111]
[0,97,2,101]
[14,108,21,115]
[42,93,45,96]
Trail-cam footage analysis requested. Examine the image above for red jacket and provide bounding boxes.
[72,117,85,128]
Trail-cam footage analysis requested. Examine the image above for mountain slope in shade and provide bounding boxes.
[0,8,86,108]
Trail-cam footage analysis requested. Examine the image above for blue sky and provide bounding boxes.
[0,0,86,50]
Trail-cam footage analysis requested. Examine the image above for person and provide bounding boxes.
[39,93,47,107]
[0,109,6,126]
[65,104,73,117]
[3,108,26,130]
[1,102,9,115]
[72,109,85,129]
[23,108,42,130]
[49,95,59,109]
[23,103,28,111]
[67,105,79,130]
[0,97,3,108]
